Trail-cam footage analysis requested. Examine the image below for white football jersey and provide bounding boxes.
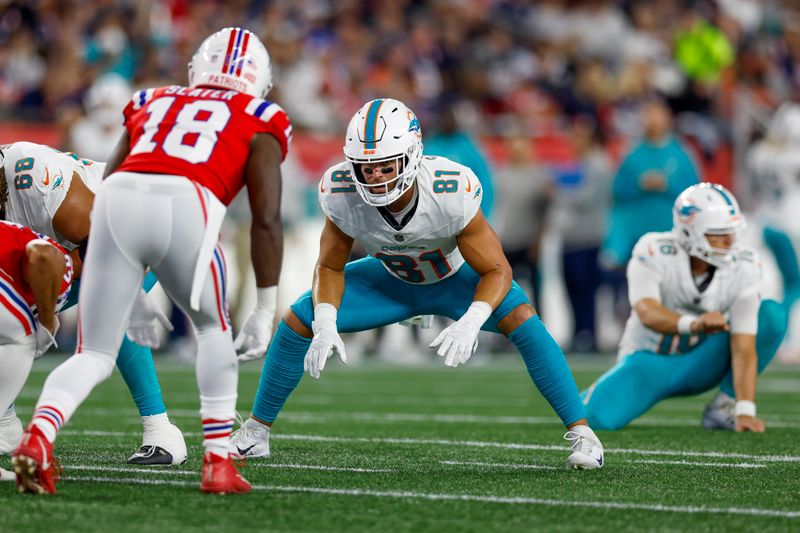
[619,231,762,357]
[748,140,800,236]
[319,155,483,284]
[2,142,105,250]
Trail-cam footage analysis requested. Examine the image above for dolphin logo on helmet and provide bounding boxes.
[187,27,273,99]
[343,98,424,207]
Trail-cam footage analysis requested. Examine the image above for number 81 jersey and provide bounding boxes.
[117,85,292,205]
[319,155,483,284]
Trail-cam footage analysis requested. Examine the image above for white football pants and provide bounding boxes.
[33,172,237,441]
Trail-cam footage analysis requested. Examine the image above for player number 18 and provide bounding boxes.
[131,97,232,164]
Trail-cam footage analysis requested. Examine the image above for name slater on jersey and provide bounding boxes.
[380,244,426,252]
[163,85,237,100]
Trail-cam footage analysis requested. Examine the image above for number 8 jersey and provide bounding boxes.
[318,155,483,285]
[117,85,292,205]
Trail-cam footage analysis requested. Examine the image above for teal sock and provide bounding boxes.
[251,321,311,423]
[116,336,166,417]
[509,316,586,426]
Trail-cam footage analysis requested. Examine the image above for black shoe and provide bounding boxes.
[127,445,184,465]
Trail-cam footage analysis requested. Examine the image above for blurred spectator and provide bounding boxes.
[493,133,550,310]
[550,116,613,351]
[67,73,131,161]
[674,7,735,85]
[424,100,495,219]
[602,96,700,268]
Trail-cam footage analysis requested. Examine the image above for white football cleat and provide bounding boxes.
[229,416,271,459]
[564,425,604,469]
[127,414,187,465]
[0,411,23,455]
[701,391,735,431]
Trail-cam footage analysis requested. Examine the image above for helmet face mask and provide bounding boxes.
[343,98,423,207]
[673,183,746,268]
[188,27,273,99]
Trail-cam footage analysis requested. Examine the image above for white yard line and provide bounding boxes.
[65,463,388,474]
[61,430,800,463]
[251,463,392,473]
[62,475,800,519]
[442,459,766,470]
[73,408,800,429]
[67,465,195,475]
[440,460,558,470]
[629,459,766,469]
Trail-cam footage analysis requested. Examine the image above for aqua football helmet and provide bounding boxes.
[343,98,424,206]
[188,27,273,98]
[673,183,746,268]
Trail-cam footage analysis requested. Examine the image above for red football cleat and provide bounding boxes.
[12,425,60,495]
[201,451,252,494]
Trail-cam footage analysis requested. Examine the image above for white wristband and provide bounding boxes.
[466,301,493,327]
[735,400,756,418]
[255,286,277,310]
[677,314,697,335]
[313,303,338,328]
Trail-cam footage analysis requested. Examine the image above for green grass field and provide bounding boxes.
[2,354,799,532]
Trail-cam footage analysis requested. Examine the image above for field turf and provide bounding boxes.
[2,354,799,532]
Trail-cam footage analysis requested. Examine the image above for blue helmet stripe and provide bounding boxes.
[363,99,384,150]
[713,186,736,215]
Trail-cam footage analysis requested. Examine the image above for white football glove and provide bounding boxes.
[127,289,173,348]
[34,317,59,359]
[304,303,347,379]
[234,286,277,363]
[399,315,433,328]
[429,301,492,368]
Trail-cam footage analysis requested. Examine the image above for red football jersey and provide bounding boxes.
[117,85,292,205]
[0,221,73,334]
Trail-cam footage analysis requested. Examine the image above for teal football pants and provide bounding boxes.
[582,300,787,430]
[250,257,587,427]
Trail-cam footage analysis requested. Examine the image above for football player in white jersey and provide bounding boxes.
[747,103,800,359]
[229,98,605,469]
[0,142,187,465]
[581,183,787,431]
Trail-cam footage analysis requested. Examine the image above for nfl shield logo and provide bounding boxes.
[393,234,404,242]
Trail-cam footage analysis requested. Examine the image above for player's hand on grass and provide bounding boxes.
[735,415,765,433]
[691,311,729,334]
[127,289,173,348]
[304,304,347,379]
[430,302,492,368]
[34,316,59,359]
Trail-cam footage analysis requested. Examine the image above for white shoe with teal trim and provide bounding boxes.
[0,412,23,455]
[230,416,271,459]
[564,425,604,469]
[0,466,14,481]
[701,392,735,431]
[128,414,187,465]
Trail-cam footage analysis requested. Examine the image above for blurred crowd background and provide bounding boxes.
[1,0,799,361]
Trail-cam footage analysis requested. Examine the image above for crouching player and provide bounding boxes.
[0,221,72,482]
[1,142,186,465]
[582,183,787,431]
[231,98,604,469]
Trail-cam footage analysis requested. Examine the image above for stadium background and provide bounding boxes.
[3,1,800,530]
[0,0,796,357]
